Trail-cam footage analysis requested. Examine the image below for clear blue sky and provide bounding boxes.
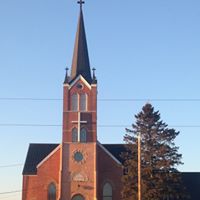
[0,0,200,199]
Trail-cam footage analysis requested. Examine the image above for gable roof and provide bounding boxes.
[98,143,124,165]
[22,143,59,175]
[181,172,200,199]
[22,143,126,175]
[102,144,127,163]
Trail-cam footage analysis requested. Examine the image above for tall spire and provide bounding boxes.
[70,1,92,84]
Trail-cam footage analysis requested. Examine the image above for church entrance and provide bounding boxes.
[71,194,85,200]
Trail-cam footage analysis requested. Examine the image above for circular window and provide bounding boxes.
[76,83,83,89]
[74,151,84,162]
[72,194,84,200]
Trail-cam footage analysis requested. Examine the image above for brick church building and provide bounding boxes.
[22,2,200,200]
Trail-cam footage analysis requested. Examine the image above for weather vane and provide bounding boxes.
[77,0,85,9]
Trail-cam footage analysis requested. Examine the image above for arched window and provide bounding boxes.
[72,128,78,142]
[72,93,78,111]
[80,128,87,143]
[71,194,84,200]
[48,183,56,200]
[80,93,87,111]
[103,182,112,200]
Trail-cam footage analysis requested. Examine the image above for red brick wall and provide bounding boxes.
[22,147,60,200]
[62,78,97,143]
[97,144,123,200]
[60,77,98,200]
[60,142,97,200]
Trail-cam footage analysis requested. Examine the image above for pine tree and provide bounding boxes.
[122,103,188,200]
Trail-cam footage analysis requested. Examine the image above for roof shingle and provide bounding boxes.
[22,143,59,175]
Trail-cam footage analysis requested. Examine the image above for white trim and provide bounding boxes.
[71,112,88,142]
[78,111,80,142]
[36,144,61,168]
[63,83,69,87]
[97,142,122,165]
[69,75,91,90]
[23,175,37,177]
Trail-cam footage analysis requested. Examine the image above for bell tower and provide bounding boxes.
[59,1,98,200]
[62,0,97,144]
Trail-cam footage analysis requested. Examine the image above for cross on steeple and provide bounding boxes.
[72,112,87,142]
[77,0,85,9]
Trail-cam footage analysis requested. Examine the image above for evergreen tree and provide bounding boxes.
[122,103,188,200]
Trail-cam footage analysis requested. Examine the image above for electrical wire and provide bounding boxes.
[1,97,200,101]
[0,190,21,195]
[0,164,23,168]
[0,193,21,200]
[0,123,200,128]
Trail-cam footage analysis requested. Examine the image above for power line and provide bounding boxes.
[0,185,45,196]
[0,123,131,127]
[0,180,85,196]
[0,123,200,128]
[99,98,200,102]
[0,98,62,101]
[1,97,200,102]
[0,124,61,127]
[0,162,53,169]
[0,193,21,200]
[0,190,21,195]
[0,185,42,196]
[0,164,23,168]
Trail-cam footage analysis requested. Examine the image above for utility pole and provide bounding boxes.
[138,132,141,200]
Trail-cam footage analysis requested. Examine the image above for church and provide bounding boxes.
[22,2,200,200]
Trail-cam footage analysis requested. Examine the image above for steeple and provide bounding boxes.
[69,2,92,84]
